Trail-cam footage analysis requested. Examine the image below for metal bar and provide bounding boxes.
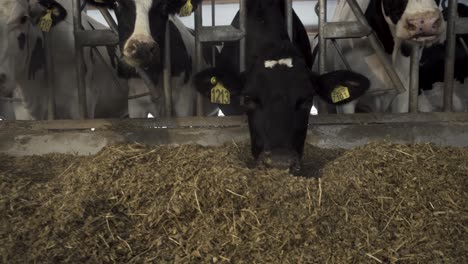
[195,4,204,116]
[197,26,245,42]
[331,39,352,70]
[409,46,421,113]
[211,0,216,66]
[346,0,406,95]
[75,29,119,46]
[97,7,118,32]
[239,0,246,72]
[444,0,457,112]
[43,34,55,120]
[285,0,293,40]
[73,0,88,119]
[163,20,172,117]
[322,21,371,39]
[460,36,468,57]
[318,0,327,74]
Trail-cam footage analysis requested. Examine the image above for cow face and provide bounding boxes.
[0,0,66,96]
[194,42,370,173]
[382,0,446,46]
[87,0,200,69]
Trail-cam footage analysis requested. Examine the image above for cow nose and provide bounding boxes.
[123,35,160,67]
[259,149,301,174]
[406,11,442,37]
[0,73,6,84]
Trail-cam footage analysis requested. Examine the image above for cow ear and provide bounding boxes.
[312,70,370,105]
[193,68,244,99]
[48,1,67,26]
[35,0,67,28]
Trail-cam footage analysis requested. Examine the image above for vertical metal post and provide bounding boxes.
[43,34,55,120]
[316,0,329,114]
[409,45,421,113]
[239,0,247,72]
[211,0,216,66]
[73,0,88,119]
[285,0,293,40]
[195,5,204,116]
[163,20,172,117]
[318,0,327,74]
[444,0,457,112]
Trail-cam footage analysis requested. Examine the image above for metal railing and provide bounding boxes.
[60,0,464,121]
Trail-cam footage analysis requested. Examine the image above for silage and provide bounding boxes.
[1,142,466,263]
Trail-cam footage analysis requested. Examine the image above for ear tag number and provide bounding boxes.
[39,9,53,32]
[210,77,230,105]
[331,85,350,103]
[179,0,193,17]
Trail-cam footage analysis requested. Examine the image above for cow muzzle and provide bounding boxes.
[123,34,160,68]
[258,149,301,174]
[405,11,443,42]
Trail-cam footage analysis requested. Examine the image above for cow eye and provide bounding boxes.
[296,98,313,110]
[242,96,259,111]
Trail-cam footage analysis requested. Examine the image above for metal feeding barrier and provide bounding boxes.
[318,0,465,114]
[60,0,464,121]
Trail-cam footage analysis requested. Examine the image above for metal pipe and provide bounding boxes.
[331,39,352,70]
[163,20,172,117]
[285,0,293,40]
[97,7,118,32]
[239,0,247,72]
[211,0,216,66]
[346,0,406,94]
[459,37,468,56]
[43,34,55,120]
[73,0,88,119]
[444,0,457,112]
[409,45,421,113]
[316,0,330,114]
[195,4,204,116]
[318,0,327,74]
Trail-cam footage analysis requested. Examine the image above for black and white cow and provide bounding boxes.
[194,0,370,173]
[418,3,468,112]
[0,0,129,120]
[86,0,216,118]
[330,0,447,113]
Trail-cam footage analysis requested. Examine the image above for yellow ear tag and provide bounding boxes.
[210,77,230,105]
[179,0,193,17]
[331,85,350,103]
[39,9,53,32]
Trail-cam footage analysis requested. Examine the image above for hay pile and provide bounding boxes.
[1,142,467,263]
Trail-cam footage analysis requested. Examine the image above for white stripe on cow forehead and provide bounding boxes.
[264,58,293,69]
[133,0,153,36]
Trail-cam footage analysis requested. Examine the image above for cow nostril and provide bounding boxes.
[420,20,424,24]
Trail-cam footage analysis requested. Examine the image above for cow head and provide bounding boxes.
[195,42,370,174]
[381,0,446,47]
[86,0,201,69]
[0,0,66,96]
